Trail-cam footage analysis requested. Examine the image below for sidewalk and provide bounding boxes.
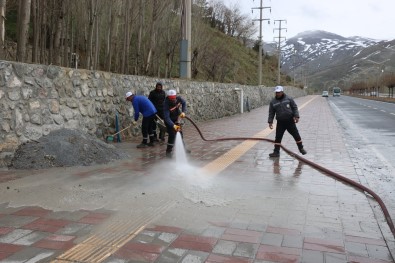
[0,95,394,263]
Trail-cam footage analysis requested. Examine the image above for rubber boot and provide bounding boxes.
[137,138,149,148]
[297,142,307,155]
[159,131,165,142]
[148,134,155,146]
[166,145,173,158]
[269,145,280,157]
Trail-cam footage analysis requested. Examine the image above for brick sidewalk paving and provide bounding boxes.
[0,95,394,263]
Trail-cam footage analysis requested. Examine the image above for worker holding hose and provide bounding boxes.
[268,86,307,157]
[163,89,187,158]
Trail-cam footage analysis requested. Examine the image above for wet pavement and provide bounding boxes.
[0,95,394,263]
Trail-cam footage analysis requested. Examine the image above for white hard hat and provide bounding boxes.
[167,90,176,96]
[274,86,284,92]
[125,91,133,98]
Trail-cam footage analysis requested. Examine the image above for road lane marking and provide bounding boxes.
[201,96,316,175]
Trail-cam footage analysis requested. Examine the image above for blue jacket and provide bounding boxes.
[131,95,157,121]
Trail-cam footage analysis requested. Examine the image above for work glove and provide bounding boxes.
[173,125,181,132]
[269,123,273,129]
[131,120,137,126]
[179,112,186,118]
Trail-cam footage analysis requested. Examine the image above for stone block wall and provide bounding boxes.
[0,60,306,167]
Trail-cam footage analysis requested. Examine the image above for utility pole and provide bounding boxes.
[180,0,191,79]
[293,48,296,86]
[252,1,270,86]
[273,19,287,85]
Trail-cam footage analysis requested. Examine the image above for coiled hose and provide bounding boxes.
[185,116,395,238]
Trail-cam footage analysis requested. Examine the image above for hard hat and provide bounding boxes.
[167,89,177,99]
[125,91,133,99]
[274,86,284,92]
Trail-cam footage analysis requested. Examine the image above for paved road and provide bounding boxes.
[0,95,394,263]
[328,95,395,225]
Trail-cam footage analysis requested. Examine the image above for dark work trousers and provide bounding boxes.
[166,124,183,153]
[141,114,156,144]
[274,118,302,152]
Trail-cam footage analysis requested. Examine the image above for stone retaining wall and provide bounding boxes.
[0,60,306,167]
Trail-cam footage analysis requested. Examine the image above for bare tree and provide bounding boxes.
[53,0,65,65]
[2,0,266,85]
[38,0,48,64]
[236,18,256,45]
[16,0,31,62]
[105,0,116,72]
[85,0,98,69]
[163,14,180,78]
[0,0,6,58]
[61,0,70,67]
[145,0,167,75]
[120,0,130,73]
[152,0,179,77]
[31,0,39,62]
[191,1,216,79]
[207,0,226,33]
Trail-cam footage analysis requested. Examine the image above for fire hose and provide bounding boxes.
[185,116,395,238]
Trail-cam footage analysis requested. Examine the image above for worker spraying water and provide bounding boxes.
[163,89,190,158]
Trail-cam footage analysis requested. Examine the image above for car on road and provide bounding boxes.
[322,91,329,97]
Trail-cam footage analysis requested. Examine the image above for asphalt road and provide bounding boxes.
[327,95,395,223]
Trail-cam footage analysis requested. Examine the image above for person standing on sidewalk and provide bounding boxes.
[125,92,157,148]
[163,89,187,157]
[148,81,166,142]
[267,86,307,157]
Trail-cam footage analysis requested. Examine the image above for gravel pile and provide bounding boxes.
[10,129,129,169]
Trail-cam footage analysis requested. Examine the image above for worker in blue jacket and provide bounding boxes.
[125,92,157,148]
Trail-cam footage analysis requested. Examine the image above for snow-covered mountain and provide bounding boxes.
[264,30,395,91]
[281,30,378,73]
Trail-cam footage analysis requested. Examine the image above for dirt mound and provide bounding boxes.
[10,129,129,169]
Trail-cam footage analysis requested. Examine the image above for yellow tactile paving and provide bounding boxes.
[52,200,175,263]
[201,96,316,175]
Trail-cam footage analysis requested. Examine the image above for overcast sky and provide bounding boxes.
[220,0,394,42]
